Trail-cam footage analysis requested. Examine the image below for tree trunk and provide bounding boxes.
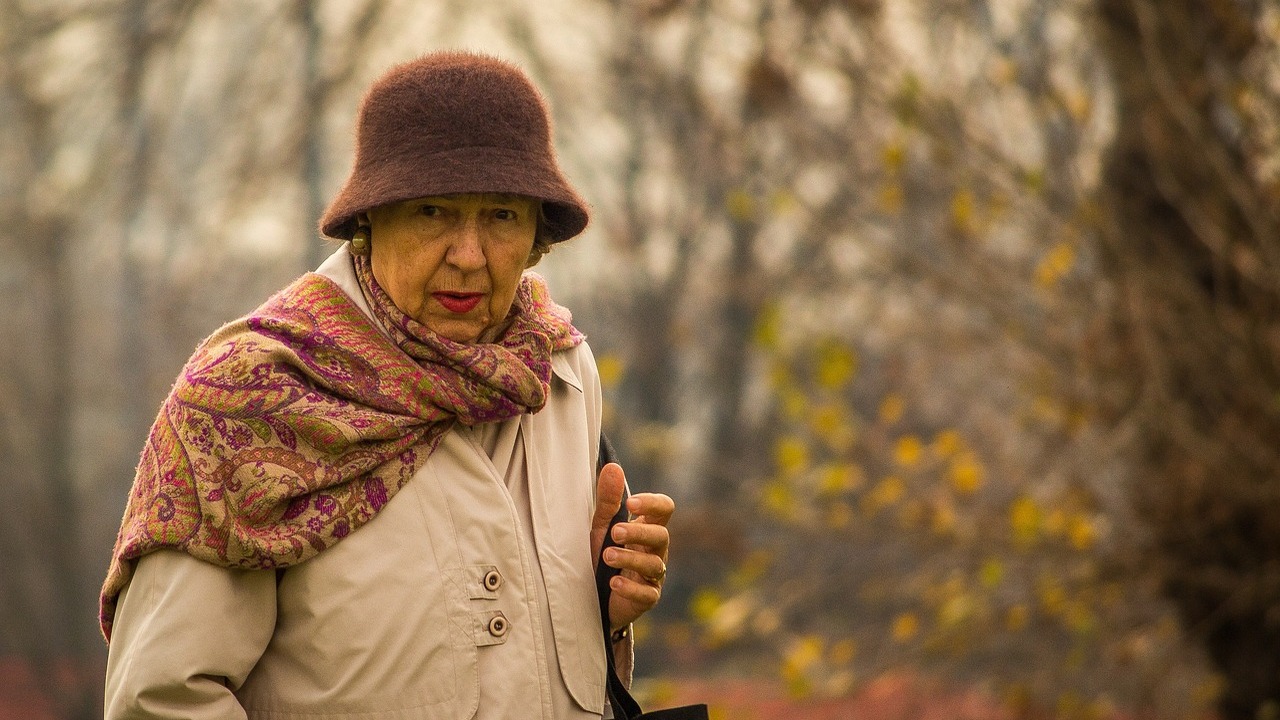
[1092,1,1280,717]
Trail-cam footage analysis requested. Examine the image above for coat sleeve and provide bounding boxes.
[104,549,276,720]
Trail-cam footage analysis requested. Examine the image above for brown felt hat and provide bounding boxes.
[319,51,589,242]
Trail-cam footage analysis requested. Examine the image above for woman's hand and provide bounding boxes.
[590,463,674,631]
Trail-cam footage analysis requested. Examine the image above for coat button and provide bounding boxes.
[487,613,509,638]
[483,570,502,592]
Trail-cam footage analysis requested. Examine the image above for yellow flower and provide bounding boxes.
[768,360,791,389]
[978,558,1004,589]
[930,501,957,536]
[814,405,857,453]
[728,550,773,589]
[761,481,796,519]
[1010,496,1040,546]
[882,141,906,172]
[1065,602,1096,636]
[596,353,625,388]
[879,394,905,424]
[1023,168,1046,194]
[815,341,858,389]
[754,304,783,350]
[937,592,974,629]
[1068,514,1098,550]
[774,436,809,477]
[642,677,679,705]
[894,435,923,467]
[818,463,864,495]
[781,635,824,699]
[932,429,964,458]
[950,188,977,235]
[1063,88,1092,122]
[829,638,857,665]
[632,616,651,643]
[948,454,984,495]
[863,476,906,514]
[690,588,723,623]
[891,612,919,642]
[1034,242,1076,288]
[770,189,799,215]
[812,403,849,440]
[783,635,824,674]
[726,188,756,221]
[781,387,809,421]
[785,674,812,700]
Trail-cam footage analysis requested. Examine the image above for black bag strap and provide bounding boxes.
[597,432,646,719]
[596,432,708,720]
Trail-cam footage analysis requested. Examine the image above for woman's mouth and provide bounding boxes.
[433,292,484,314]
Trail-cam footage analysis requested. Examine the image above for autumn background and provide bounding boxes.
[2,1,1278,719]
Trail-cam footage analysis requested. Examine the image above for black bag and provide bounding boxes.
[597,433,709,720]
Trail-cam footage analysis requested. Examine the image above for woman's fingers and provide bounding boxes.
[610,521,669,550]
[625,492,674,525]
[610,573,662,606]
[590,463,626,563]
[603,546,668,583]
[607,491,676,629]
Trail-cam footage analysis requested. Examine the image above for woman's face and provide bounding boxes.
[365,193,538,344]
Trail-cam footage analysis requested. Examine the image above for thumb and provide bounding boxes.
[591,462,626,563]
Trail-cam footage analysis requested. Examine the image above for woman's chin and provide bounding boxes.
[423,316,488,345]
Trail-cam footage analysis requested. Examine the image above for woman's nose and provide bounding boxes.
[445,221,486,270]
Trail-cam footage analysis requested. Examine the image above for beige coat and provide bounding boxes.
[104,251,629,719]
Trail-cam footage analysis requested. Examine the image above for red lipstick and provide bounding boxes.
[433,292,483,314]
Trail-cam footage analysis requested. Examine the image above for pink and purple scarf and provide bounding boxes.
[99,258,582,641]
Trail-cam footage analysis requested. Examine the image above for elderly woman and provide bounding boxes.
[100,52,682,719]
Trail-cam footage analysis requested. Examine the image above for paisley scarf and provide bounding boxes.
[99,255,582,641]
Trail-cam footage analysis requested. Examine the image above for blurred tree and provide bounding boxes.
[587,0,1236,716]
[1092,0,1280,717]
[3,0,1275,718]
[0,2,342,716]
[0,3,616,717]
[0,3,113,717]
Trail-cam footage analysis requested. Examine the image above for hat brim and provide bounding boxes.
[319,145,589,243]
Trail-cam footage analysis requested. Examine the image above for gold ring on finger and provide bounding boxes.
[646,562,667,585]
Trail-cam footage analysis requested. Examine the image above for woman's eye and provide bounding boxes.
[418,205,442,217]
[494,209,518,221]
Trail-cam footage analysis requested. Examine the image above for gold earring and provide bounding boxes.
[350,227,370,255]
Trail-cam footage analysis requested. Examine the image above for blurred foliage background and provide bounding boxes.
[2,1,1278,719]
